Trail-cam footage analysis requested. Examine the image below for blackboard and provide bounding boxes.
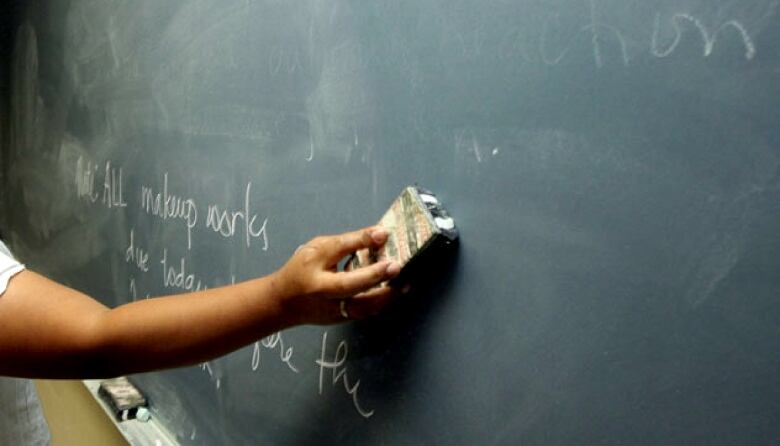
[2,0,780,444]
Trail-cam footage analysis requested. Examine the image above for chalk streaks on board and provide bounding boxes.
[651,13,756,60]
[539,15,574,66]
[433,0,768,70]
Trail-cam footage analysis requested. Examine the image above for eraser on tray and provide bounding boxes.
[347,186,458,279]
[98,376,148,421]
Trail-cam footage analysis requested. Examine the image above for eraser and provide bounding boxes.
[347,186,458,280]
[98,376,148,422]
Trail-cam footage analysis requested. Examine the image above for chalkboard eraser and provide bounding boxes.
[98,377,149,422]
[347,186,458,281]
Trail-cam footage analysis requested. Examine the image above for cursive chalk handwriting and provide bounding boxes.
[251,331,299,373]
[140,173,198,250]
[205,182,269,250]
[316,331,374,418]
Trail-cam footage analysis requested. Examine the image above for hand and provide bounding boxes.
[272,226,401,325]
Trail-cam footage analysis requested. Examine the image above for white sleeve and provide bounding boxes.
[0,242,25,296]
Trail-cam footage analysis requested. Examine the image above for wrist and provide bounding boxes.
[265,270,303,328]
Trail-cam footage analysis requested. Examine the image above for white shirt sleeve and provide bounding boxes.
[0,241,25,296]
[0,241,51,444]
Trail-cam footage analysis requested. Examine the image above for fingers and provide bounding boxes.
[331,260,400,297]
[280,227,402,325]
[342,286,395,319]
[340,281,411,320]
[320,226,389,264]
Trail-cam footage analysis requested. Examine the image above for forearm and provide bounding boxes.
[90,274,291,377]
[0,271,293,379]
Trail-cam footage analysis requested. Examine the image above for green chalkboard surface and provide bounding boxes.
[2,0,780,444]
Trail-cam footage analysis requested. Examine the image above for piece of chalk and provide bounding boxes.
[434,217,455,230]
[419,193,439,205]
[136,407,151,422]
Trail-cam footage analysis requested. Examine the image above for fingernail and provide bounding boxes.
[386,262,401,277]
[371,228,389,243]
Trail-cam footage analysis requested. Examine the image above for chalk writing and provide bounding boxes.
[129,277,150,301]
[539,1,629,68]
[251,332,299,373]
[499,1,759,68]
[75,156,99,203]
[251,343,259,370]
[205,182,269,250]
[497,26,533,63]
[101,161,127,208]
[583,0,630,68]
[651,13,756,60]
[454,129,481,163]
[268,46,302,76]
[306,134,315,162]
[140,173,198,250]
[539,15,571,66]
[129,277,137,301]
[201,362,221,389]
[125,229,149,272]
[160,249,208,292]
[75,158,127,208]
[316,331,374,418]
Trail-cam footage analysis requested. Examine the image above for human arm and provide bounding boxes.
[0,226,400,379]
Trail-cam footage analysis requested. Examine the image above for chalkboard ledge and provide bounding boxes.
[82,380,178,446]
